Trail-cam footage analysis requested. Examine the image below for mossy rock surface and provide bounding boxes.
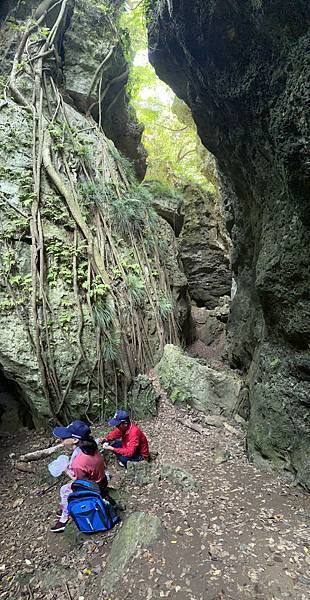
[155,344,242,415]
[102,512,163,593]
[126,459,159,486]
[126,374,159,420]
[160,463,198,490]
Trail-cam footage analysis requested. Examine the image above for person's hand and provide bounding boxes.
[65,467,75,479]
[98,437,107,444]
[103,445,115,452]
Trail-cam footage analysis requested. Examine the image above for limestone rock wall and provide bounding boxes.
[0,0,190,426]
[179,185,231,310]
[0,0,146,180]
[148,0,310,487]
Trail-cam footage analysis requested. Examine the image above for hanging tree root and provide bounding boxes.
[6,0,181,419]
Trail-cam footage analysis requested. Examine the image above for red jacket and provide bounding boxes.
[105,423,149,459]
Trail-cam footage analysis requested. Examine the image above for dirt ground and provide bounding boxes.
[0,395,309,600]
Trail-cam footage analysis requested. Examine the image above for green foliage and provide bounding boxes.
[170,388,190,405]
[102,333,120,362]
[158,293,173,319]
[19,170,36,207]
[121,1,213,188]
[0,247,17,275]
[93,296,115,330]
[107,184,158,236]
[107,142,136,183]
[41,192,75,228]
[89,275,110,300]
[0,298,16,312]
[46,238,88,289]
[58,311,74,329]
[49,122,66,152]
[80,179,158,237]
[112,256,141,280]
[0,216,29,240]
[0,244,32,313]
[142,180,182,199]
[126,272,145,305]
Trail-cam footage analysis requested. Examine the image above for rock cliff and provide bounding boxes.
[148,0,310,487]
[0,0,190,426]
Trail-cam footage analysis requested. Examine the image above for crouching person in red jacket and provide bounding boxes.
[100,410,149,467]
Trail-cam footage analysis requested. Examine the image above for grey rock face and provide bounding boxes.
[180,185,231,310]
[62,0,146,180]
[0,101,189,422]
[191,298,229,348]
[149,188,184,237]
[0,1,191,424]
[148,0,310,487]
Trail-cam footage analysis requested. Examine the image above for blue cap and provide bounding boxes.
[53,420,91,440]
[108,410,129,427]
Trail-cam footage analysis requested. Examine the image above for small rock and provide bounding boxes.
[160,464,199,490]
[298,576,310,586]
[203,415,225,427]
[234,414,247,426]
[127,460,158,486]
[12,498,24,508]
[273,554,283,563]
[214,450,231,465]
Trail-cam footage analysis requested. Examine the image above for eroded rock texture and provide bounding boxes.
[0,0,190,426]
[180,185,231,310]
[148,0,310,487]
[0,0,146,179]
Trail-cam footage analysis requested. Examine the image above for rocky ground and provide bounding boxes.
[0,394,309,600]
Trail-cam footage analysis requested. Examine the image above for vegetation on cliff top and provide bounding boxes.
[121,1,213,189]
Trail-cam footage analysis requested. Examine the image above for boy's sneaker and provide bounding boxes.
[50,520,68,533]
[118,461,125,468]
[56,508,62,518]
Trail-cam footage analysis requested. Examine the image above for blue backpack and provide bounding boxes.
[68,480,120,533]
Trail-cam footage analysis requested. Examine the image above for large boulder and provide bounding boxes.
[191,296,230,348]
[155,344,242,415]
[102,512,163,593]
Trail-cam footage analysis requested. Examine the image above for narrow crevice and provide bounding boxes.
[0,366,34,432]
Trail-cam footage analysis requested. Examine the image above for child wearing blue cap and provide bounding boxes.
[99,410,150,467]
[50,420,107,532]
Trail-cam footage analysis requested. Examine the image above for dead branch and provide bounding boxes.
[19,442,63,462]
[177,417,210,436]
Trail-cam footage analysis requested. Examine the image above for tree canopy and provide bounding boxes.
[121,2,214,190]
